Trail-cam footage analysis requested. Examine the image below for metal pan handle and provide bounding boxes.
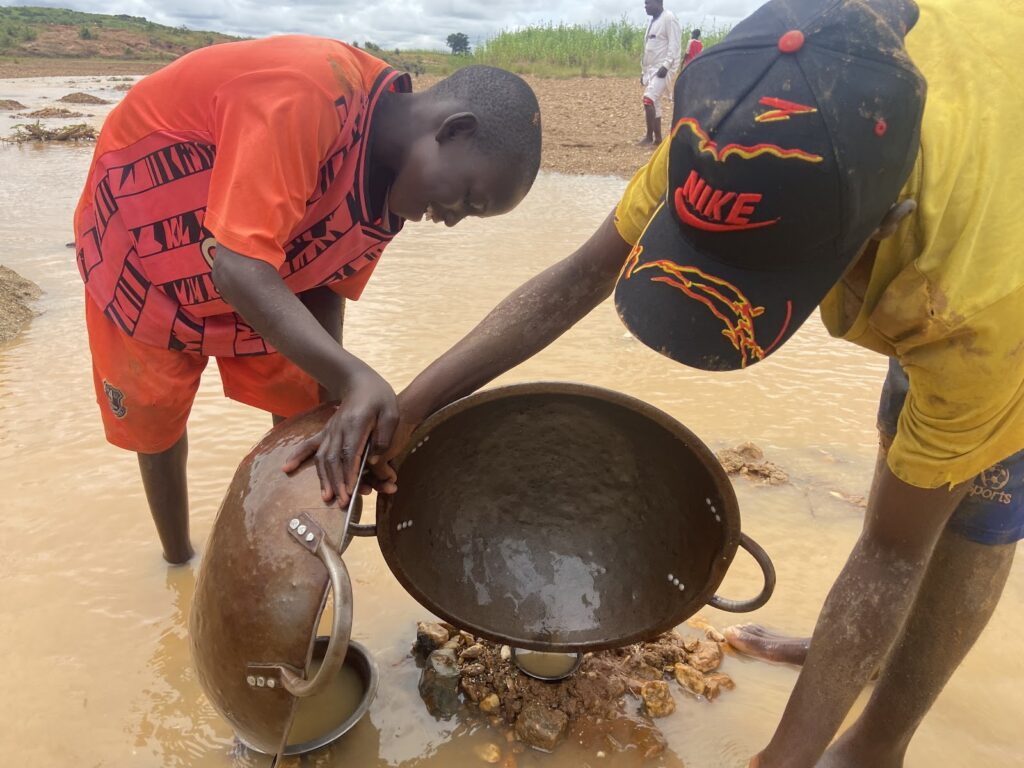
[279,539,353,698]
[707,533,776,613]
[344,445,378,538]
[348,522,378,537]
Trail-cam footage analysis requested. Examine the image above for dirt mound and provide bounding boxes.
[717,442,789,485]
[25,107,88,118]
[5,122,97,142]
[0,266,42,345]
[58,92,110,105]
[414,619,733,763]
[0,100,28,111]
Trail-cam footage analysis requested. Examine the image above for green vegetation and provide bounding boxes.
[446,32,471,56]
[381,19,729,78]
[0,6,239,57]
[471,18,727,77]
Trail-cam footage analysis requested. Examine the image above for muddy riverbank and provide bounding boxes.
[0,265,41,344]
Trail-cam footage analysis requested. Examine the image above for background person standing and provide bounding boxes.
[639,0,681,146]
[683,28,703,66]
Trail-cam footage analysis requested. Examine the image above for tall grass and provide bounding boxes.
[469,18,728,77]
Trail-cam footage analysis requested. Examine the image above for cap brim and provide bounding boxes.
[614,198,846,371]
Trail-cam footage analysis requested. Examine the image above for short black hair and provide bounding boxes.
[692,29,702,39]
[428,66,542,190]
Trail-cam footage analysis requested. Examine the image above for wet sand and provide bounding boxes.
[0,265,41,344]
[1,75,1022,767]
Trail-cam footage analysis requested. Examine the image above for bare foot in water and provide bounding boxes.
[723,624,810,666]
[815,731,904,768]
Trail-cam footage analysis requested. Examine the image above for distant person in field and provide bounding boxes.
[683,28,703,66]
[639,0,681,146]
[73,37,541,565]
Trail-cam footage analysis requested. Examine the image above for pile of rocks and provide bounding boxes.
[717,442,789,485]
[414,618,735,763]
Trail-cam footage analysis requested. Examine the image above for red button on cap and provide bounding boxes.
[779,30,805,53]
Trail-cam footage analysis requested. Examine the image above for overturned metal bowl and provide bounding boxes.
[375,383,774,652]
[190,406,368,756]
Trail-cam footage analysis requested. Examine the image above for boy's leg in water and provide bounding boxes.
[818,532,1015,768]
[137,432,193,565]
[725,433,896,665]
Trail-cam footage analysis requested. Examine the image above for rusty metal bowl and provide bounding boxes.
[372,383,775,652]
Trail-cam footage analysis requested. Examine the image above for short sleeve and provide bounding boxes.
[204,71,340,268]
[613,139,670,245]
[888,293,1024,488]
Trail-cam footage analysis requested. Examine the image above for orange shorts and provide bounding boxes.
[85,295,319,453]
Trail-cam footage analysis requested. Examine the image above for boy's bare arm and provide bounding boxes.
[391,210,632,452]
[298,286,344,400]
[211,246,398,503]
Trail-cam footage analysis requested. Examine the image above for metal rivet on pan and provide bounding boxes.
[305,533,315,542]
[706,497,712,505]
[711,505,717,513]
[667,574,674,582]
[408,521,414,527]
[256,677,266,687]
[678,583,685,591]
[267,679,276,689]
[297,525,307,535]
[289,519,300,530]
[246,676,256,686]
[423,436,430,442]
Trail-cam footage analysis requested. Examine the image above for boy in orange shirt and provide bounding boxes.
[75,35,541,564]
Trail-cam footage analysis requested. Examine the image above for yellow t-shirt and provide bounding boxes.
[614,0,1024,489]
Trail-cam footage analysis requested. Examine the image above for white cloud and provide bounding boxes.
[11,0,766,49]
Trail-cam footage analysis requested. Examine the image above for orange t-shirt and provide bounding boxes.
[74,35,410,357]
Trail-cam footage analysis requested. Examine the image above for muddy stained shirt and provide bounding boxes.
[614,0,1024,489]
[74,36,410,358]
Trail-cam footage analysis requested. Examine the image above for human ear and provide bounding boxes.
[871,198,916,241]
[435,112,479,143]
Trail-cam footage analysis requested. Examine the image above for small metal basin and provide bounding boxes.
[236,638,378,756]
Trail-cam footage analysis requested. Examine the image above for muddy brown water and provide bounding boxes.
[1,77,1022,767]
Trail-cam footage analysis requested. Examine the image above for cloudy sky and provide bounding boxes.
[12,0,767,50]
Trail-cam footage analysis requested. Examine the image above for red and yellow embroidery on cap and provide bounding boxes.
[673,117,823,164]
[754,96,818,123]
[626,256,793,368]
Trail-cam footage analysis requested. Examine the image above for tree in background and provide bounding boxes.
[446,32,470,55]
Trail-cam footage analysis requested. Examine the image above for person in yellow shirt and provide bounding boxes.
[295,0,1021,763]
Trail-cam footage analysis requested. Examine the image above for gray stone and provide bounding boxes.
[514,701,569,752]
[415,621,451,657]
[418,649,461,719]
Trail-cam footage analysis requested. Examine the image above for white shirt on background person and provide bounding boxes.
[641,9,682,84]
